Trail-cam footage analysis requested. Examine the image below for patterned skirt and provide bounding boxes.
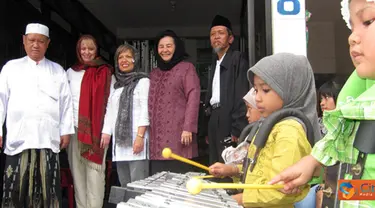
[2,149,62,208]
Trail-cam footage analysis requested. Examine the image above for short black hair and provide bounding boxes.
[318,80,343,103]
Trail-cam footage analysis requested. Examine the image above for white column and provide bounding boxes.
[271,0,307,56]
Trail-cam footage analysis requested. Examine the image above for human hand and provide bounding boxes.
[209,162,238,178]
[60,135,70,149]
[315,184,324,208]
[181,131,192,145]
[232,193,243,205]
[100,133,111,149]
[133,136,144,154]
[268,155,320,194]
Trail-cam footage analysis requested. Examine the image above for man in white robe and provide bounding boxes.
[0,23,74,208]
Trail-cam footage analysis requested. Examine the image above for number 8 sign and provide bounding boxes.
[277,0,300,15]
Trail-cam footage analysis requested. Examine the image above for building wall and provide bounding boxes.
[118,1,353,76]
[0,0,77,69]
[117,25,241,39]
[306,0,353,75]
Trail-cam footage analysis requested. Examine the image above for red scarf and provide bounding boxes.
[72,58,112,165]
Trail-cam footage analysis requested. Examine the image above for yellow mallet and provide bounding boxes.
[186,178,284,195]
[193,175,216,179]
[162,148,210,171]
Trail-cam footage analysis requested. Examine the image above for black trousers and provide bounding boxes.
[208,108,226,165]
[0,150,4,206]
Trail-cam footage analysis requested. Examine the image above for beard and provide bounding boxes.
[212,47,223,54]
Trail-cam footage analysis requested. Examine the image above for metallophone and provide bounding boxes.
[115,109,320,207]
[114,148,283,208]
[117,171,243,208]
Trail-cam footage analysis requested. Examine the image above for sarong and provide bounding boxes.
[2,149,62,208]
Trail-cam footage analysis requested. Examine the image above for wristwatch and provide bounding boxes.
[315,185,323,193]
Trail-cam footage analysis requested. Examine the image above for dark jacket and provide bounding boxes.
[205,48,250,139]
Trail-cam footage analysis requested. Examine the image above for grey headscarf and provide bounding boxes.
[114,43,148,147]
[247,53,321,143]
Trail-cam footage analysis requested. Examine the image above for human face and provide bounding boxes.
[158,36,175,62]
[210,26,233,53]
[320,95,336,111]
[253,75,284,118]
[23,33,50,62]
[348,0,375,79]
[80,39,97,63]
[118,50,135,73]
[245,102,261,123]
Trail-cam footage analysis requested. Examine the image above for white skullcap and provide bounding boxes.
[341,0,350,29]
[342,0,375,30]
[25,23,49,38]
[243,88,257,109]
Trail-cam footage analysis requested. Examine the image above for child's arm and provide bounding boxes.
[209,162,240,177]
[242,120,311,207]
[232,164,243,183]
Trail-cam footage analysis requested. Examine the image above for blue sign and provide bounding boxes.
[277,0,300,15]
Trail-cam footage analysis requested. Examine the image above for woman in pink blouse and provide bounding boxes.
[148,30,201,175]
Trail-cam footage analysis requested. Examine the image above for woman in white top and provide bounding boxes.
[66,35,113,208]
[101,44,150,187]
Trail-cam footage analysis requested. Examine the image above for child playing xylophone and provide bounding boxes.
[270,1,375,207]
[209,53,321,208]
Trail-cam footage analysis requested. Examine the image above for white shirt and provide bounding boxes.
[102,78,150,161]
[210,53,226,105]
[0,56,75,155]
[66,68,84,127]
[66,68,115,127]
